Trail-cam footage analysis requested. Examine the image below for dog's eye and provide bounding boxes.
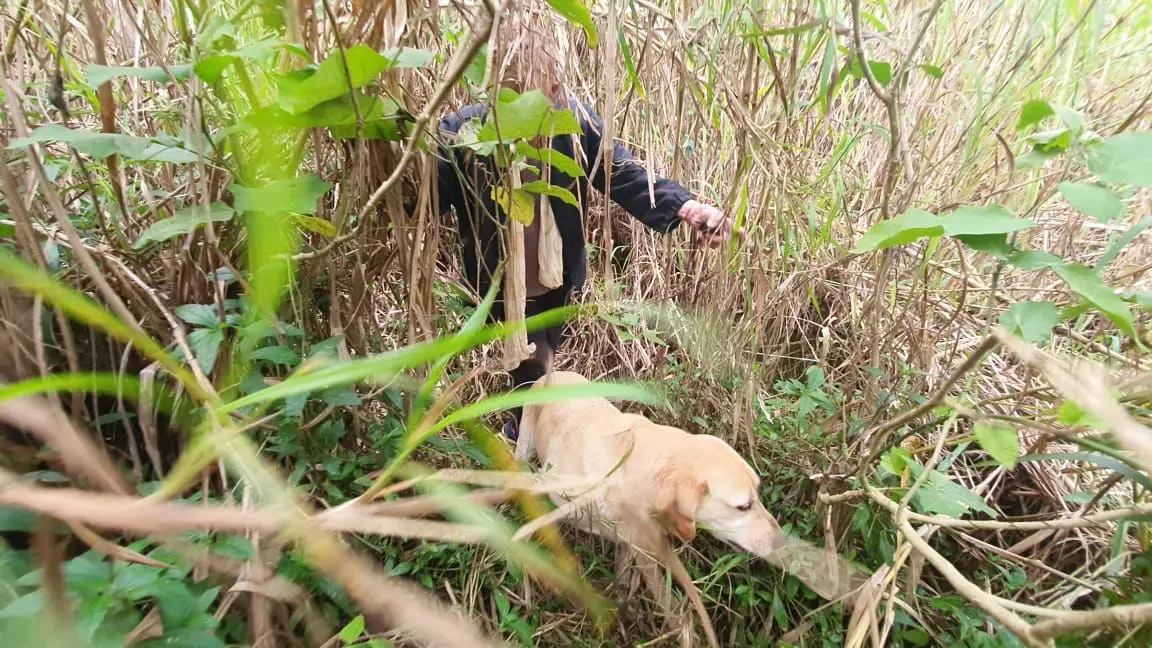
[735,502,752,512]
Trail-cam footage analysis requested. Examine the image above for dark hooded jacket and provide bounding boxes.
[435,98,694,301]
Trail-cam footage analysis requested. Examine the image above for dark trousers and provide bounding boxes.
[494,287,571,424]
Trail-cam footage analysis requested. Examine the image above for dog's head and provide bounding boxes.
[653,432,787,557]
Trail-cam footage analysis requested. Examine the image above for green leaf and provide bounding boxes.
[276,44,433,114]
[292,214,338,237]
[492,186,536,225]
[1058,182,1124,223]
[320,385,361,407]
[1006,249,1064,271]
[879,447,914,476]
[463,46,488,87]
[86,64,192,87]
[8,124,201,163]
[477,90,584,142]
[1026,128,1072,154]
[0,506,34,532]
[544,0,600,48]
[250,346,299,365]
[231,175,331,215]
[848,58,892,86]
[1098,217,1152,269]
[76,596,116,642]
[113,564,162,601]
[187,328,225,375]
[138,630,225,648]
[64,552,112,587]
[381,46,436,69]
[340,615,366,643]
[1087,131,1152,188]
[174,304,221,327]
[917,64,943,80]
[519,180,579,207]
[1056,401,1109,431]
[1018,99,1054,131]
[853,209,944,253]
[956,233,1013,259]
[248,93,405,141]
[1051,263,1138,339]
[1000,301,1060,344]
[515,142,584,177]
[194,37,309,83]
[973,421,1019,470]
[134,202,234,248]
[0,591,43,618]
[914,468,997,518]
[941,205,1035,236]
[1052,105,1085,133]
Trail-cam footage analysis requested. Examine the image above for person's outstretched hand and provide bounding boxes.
[678,200,738,247]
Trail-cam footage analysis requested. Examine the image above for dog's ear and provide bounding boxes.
[654,465,709,542]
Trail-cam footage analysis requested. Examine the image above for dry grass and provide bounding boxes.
[1,0,1151,646]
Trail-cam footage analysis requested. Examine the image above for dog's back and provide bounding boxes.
[518,371,638,475]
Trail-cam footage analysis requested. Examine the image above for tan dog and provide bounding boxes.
[516,371,788,600]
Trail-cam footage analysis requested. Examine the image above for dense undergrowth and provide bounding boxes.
[2,0,1152,647]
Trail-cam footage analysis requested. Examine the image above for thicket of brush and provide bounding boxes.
[1,0,1151,646]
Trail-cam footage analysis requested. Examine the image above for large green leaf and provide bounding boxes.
[941,205,1035,237]
[1017,99,1054,130]
[544,0,600,48]
[86,64,192,87]
[956,233,1013,260]
[174,304,222,328]
[9,125,201,163]
[231,175,331,215]
[193,37,304,83]
[248,93,404,141]
[520,180,580,207]
[277,44,434,114]
[973,421,1020,470]
[477,90,583,142]
[1006,249,1064,271]
[914,468,997,518]
[516,142,584,177]
[852,209,944,253]
[1087,131,1152,188]
[1000,301,1060,344]
[492,186,536,225]
[1051,263,1138,339]
[1058,182,1125,223]
[187,328,225,374]
[134,203,235,248]
[848,59,892,86]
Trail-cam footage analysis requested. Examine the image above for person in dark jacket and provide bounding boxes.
[434,15,733,438]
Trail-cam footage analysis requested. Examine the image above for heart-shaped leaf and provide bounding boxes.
[973,421,1020,470]
[853,209,944,254]
[1058,182,1125,223]
[1000,301,1060,344]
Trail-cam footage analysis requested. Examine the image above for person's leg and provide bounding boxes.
[504,287,571,438]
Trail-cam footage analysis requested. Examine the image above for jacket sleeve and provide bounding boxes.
[433,114,465,216]
[577,101,692,234]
